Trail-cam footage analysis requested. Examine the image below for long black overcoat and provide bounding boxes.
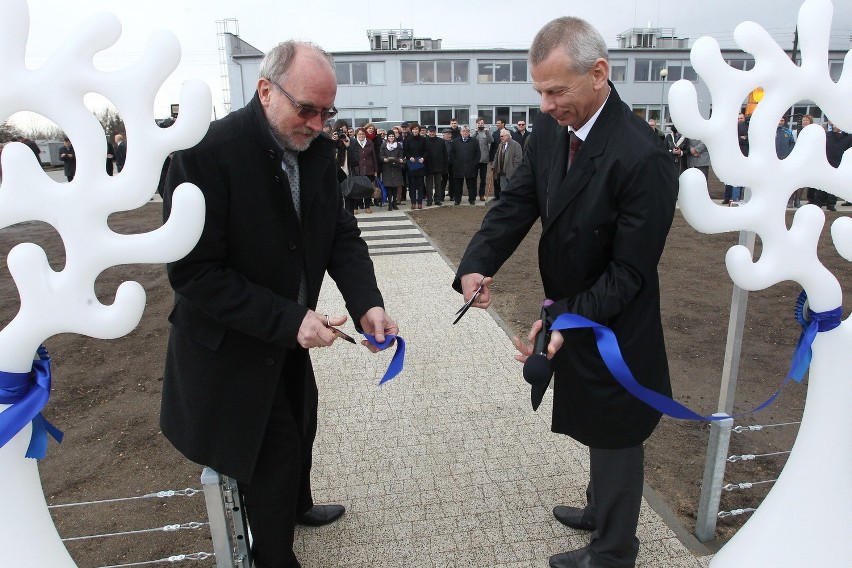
[456,85,677,448]
[160,94,383,481]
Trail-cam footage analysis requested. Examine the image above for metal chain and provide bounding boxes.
[49,488,202,509]
[718,508,757,519]
[97,552,214,568]
[722,479,778,491]
[63,521,208,542]
[731,421,801,433]
[727,450,791,462]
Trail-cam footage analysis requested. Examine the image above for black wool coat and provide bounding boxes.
[456,85,677,448]
[160,94,384,481]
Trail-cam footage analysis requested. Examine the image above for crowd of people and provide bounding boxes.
[651,113,852,210]
[327,115,530,213]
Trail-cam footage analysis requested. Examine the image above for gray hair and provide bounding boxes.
[529,17,608,74]
[259,40,335,83]
[499,128,511,137]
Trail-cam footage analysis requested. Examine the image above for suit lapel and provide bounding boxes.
[543,94,618,234]
[546,126,569,216]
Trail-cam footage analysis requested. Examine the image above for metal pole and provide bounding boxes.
[695,214,756,541]
[201,468,252,568]
[695,414,734,542]
[201,468,236,568]
[659,68,668,127]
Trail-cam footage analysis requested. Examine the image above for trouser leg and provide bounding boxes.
[296,375,318,514]
[493,172,501,199]
[586,445,644,568]
[477,163,488,197]
[238,380,303,568]
[451,177,462,204]
[466,176,477,203]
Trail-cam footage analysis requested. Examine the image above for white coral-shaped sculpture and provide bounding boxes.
[668,0,851,565]
[0,0,209,565]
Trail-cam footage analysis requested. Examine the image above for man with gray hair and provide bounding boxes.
[493,128,523,191]
[455,16,677,568]
[160,40,398,567]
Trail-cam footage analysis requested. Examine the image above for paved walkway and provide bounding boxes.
[299,208,713,568]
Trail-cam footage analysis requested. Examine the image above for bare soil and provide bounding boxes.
[1,180,847,565]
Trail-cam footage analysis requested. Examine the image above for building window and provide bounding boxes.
[829,60,843,82]
[610,60,627,82]
[635,59,697,82]
[335,62,386,86]
[727,59,756,71]
[478,106,539,127]
[477,59,529,83]
[335,108,388,127]
[633,104,669,127]
[402,106,470,128]
[401,60,469,84]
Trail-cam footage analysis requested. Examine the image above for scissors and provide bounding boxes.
[324,314,356,344]
[453,277,485,325]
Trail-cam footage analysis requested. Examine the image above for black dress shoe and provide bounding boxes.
[553,505,596,531]
[549,546,596,568]
[296,504,345,527]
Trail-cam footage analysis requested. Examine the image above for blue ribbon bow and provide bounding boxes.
[0,346,64,458]
[363,333,406,385]
[788,290,842,382]
[549,290,841,421]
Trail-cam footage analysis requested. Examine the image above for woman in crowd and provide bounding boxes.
[364,122,383,207]
[392,125,406,204]
[403,123,428,209]
[347,127,378,214]
[379,131,405,211]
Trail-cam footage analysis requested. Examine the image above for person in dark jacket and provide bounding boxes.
[58,137,75,182]
[425,125,449,205]
[403,123,428,209]
[114,134,127,172]
[379,131,405,210]
[346,127,378,214]
[816,122,852,210]
[455,17,676,568]
[448,125,480,205]
[160,40,398,568]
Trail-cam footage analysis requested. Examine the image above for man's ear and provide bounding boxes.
[257,78,272,106]
[591,58,610,88]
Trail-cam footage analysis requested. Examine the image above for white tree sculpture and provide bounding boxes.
[0,0,209,565]
[669,0,851,565]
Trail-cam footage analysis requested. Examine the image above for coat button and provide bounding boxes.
[268,149,276,159]
[274,175,281,184]
[288,241,297,251]
[265,357,275,366]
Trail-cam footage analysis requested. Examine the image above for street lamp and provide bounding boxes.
[659,68,669,128]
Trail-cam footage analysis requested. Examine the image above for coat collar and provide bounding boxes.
[543,82,621,234]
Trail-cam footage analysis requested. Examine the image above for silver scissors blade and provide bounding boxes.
[453,279,484,325]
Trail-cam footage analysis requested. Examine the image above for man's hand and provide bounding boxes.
[459,273,494,309]
[359,307,399,352]
[297,310,348,349]
[512,319,564,364]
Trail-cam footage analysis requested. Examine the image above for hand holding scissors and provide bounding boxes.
[453,274,494,324]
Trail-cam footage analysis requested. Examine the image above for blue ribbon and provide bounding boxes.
[0,346,64,458]
[363,333,406,385]
[549,291,842,421]
[788,290,842,383]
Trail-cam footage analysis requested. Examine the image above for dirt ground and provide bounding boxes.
[1,179,848,565]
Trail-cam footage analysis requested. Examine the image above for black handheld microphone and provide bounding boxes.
[523,299,554,386]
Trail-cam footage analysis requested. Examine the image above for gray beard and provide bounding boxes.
[272,127,319,152]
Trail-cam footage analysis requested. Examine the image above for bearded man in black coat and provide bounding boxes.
[160,41,398,568]
[455,17,677,568]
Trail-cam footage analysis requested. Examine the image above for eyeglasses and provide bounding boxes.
[268,78,338,121]
[518,123,526,127]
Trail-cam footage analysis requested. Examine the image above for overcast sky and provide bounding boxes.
[12,0,852,124]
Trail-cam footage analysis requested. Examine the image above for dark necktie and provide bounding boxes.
[568,131,582,173]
